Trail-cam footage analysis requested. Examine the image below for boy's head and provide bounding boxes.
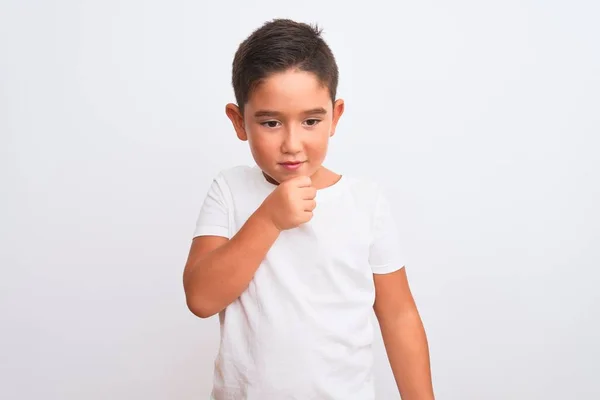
[225,19,345,186]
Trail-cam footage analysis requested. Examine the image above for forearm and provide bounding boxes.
[379,311,434,400]
[184,209,280,317]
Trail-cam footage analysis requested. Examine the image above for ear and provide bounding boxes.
[330,99,345,137]
[225,103,247,141]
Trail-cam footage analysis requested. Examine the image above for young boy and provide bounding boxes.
[183,19,434,400]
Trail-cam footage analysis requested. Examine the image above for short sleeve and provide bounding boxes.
[193,176,231,239]
[369,188,406,274]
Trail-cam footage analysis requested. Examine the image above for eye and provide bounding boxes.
[304,119,321,127]
[261,120,281,128]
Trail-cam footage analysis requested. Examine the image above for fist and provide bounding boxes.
[260,175,317,231]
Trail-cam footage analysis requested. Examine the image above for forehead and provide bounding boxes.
[246,69,331,113]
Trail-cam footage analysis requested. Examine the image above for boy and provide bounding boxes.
[183,19,434,400]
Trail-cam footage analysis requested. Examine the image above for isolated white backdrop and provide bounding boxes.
[1,1,599,399]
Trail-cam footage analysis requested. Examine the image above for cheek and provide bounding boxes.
[305,129,331,155]
[315,121,333,143]
[248,132,277,156]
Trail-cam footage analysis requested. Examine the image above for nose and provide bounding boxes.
[281,128,302,154]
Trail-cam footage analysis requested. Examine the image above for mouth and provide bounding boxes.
[279,161,306,171]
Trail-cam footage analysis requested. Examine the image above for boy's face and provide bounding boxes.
[226,69,344,185]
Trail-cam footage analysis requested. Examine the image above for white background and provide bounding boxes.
[1,1,599,399]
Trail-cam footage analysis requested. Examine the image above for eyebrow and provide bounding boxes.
[253,107,328,118]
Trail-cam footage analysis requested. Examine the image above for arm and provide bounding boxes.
[183,175,315,319]
[183,208,280,318]
[373,267,435,400]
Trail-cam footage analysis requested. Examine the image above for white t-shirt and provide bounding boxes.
[193,165,405,400]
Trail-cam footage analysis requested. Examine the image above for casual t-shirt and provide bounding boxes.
[193,165,405,400]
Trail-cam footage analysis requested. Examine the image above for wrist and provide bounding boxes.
[252,206,282,234]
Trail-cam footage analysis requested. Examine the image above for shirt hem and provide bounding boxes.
[371,263,405,274]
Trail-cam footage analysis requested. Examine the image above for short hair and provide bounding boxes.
[231,19,339,113]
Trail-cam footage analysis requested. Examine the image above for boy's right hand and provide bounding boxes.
[259,176,316,231]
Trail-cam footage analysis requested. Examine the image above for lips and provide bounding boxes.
[279,161,305,170]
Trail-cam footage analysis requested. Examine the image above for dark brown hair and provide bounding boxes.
[231,19,339,113]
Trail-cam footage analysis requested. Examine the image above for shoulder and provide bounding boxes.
[341,174,387,209]
[209,164,259,192]
[339,175,398,229]
[214,164,256,183]
[209,164,267,205]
